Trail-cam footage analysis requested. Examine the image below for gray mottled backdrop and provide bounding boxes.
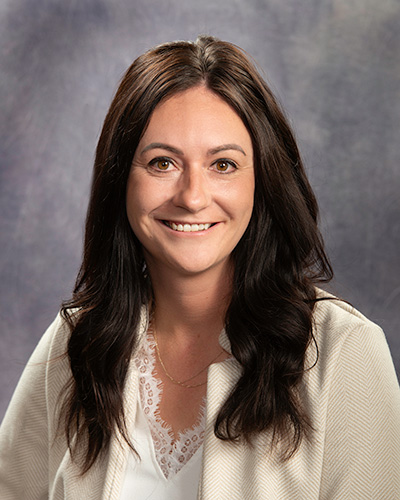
[1,0,399,420]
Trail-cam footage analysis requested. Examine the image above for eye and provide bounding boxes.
[149,157,173,171]
[214,159,237,173]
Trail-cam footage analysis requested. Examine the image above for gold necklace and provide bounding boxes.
[152,323,224,388]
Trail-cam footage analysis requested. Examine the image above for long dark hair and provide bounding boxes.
[61,35,333,472]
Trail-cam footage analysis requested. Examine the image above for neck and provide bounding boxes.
[146,261,233,344]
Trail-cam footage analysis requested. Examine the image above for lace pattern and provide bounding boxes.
[134,330,206,479]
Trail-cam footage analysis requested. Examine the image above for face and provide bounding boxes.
[126,86,255,278]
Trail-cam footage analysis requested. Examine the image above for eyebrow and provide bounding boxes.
[140,142,247,157]
[141,143,183,156]
[208,144,246,156]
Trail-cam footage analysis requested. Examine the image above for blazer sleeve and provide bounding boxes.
[0,314,67,500]
[319,323,400,499]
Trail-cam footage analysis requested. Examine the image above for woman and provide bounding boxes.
[0,35,399,499]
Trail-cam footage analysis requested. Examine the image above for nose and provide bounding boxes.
[172,167,211,213]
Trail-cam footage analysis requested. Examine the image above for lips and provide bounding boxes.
[163,221,215,232]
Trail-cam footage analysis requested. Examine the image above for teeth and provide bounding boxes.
[169,222,212,232]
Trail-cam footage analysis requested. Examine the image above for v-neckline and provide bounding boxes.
[134,332,206,479]
[137,396,204,481]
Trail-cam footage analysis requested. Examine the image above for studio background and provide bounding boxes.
[1,0,399,420]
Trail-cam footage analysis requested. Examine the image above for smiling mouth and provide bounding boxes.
[163,221,216,232]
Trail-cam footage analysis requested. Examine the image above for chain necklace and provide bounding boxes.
[151,323,224,388]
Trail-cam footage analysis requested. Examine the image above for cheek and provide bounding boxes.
[235,186,255,239]
[228,179,255,220]
[126,181,146,231]
[125,176,167,231]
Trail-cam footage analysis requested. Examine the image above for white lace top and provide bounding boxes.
[119,392,203,500]
[133,330,206,479]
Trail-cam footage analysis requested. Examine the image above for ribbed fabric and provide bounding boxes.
[0,293,399,499]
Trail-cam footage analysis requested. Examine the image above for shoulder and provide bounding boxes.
[9,311,75,411]
[311,288,386,358]
[306,291,400,496]
[313,287,380,333]
[304,287,398,397]
[14,311,73,400]
[305,288,398,398]
[33,310,74,362]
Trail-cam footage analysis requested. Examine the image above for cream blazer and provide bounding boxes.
[0,294,399,499]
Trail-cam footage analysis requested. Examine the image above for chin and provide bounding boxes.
[169,257,231,277]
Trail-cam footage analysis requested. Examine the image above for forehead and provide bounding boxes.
[137,86,253,154]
